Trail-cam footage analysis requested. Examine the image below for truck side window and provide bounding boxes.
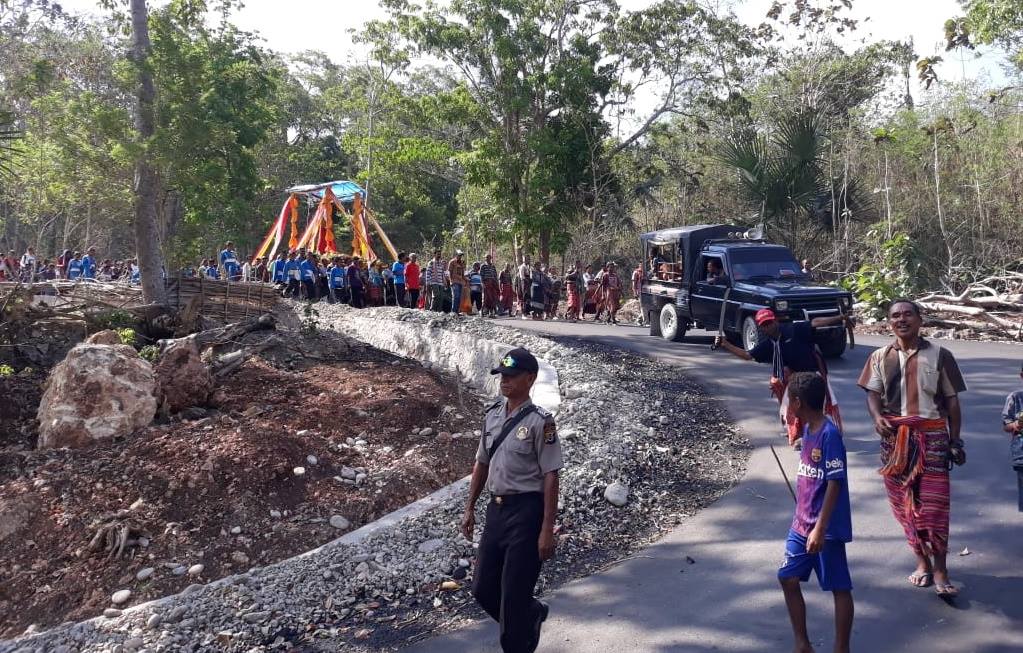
[704,257,729,285]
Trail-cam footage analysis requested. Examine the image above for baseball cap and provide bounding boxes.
[755,308,777,325]
[490,348,539,376]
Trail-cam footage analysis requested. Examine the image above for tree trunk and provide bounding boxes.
[538,226,550,266]
[130,0,168,305]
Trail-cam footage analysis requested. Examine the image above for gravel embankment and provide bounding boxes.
[2,306,749,653]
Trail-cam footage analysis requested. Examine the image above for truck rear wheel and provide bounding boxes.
[648,309,662,336]
[659,304,687,342]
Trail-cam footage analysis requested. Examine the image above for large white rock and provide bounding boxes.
[603,481,630,507]
[37,343,157,449]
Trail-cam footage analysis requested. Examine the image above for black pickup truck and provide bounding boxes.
[639,224,853,358]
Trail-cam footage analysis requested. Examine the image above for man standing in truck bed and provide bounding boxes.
[714,308,852,449]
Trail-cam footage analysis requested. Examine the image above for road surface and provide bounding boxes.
[406,320,1023,653]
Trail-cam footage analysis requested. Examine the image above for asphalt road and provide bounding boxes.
[406,320,1023,653]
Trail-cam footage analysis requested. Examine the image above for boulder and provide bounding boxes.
[603,481,629,507]
[37,343,157,449]
[86,330,123,346]
[154,339,212,413]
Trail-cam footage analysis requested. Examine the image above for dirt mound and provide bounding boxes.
[0,349,482,637]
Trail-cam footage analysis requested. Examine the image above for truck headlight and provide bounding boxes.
[775,300,789,311]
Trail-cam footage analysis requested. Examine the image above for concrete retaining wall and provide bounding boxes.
[334,314,561,414]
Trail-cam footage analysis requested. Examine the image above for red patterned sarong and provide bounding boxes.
[565,281,580,318]
[483,279,499,311]
[880,416,950,556]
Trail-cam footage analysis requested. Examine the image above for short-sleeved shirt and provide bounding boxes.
[328,265,346,288]
[81,255,96,279]
[792,418,852,542]
[448,258,466,286]
[405,262,421,289]
[67,259,83,280]
[480,263,498,281]
[299,259,316,281]
[749,321,818,377]
[347,264,363,288]
[857,339,967,419]
[271,259,286,282]
[392,261,405,284]
[426,259,446,285]
[475,399,563,495]
[1002,389,1023,426]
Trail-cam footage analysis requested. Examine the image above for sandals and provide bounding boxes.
[935,582,959,598]
[907,572,933,588]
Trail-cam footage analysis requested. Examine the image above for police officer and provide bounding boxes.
[462,347,563,653]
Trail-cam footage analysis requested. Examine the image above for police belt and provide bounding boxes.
[491,491,543,506]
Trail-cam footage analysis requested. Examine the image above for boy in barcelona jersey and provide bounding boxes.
[778,372,854,653]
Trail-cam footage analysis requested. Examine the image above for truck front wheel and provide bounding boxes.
[818,332,847,359]
[742,316,762,352]
[660,304,687,342]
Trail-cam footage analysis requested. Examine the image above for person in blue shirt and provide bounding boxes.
[283,251,301,297]
[67,252,84,281]
[81,247,97,280]
[129,258,140,285]
[778,372,853,653]
[469,261,484,314]
[392,253,408,308]
[328,256,348,304]
[220,241,241,281]
[299,252,318,301]
[270,253,287,286]
[1001,360,1023,512]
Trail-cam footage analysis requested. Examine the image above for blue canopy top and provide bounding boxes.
[284,180,365,202]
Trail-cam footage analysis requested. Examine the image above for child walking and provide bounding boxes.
[1001,361,1023,512]
[778,372,854,653]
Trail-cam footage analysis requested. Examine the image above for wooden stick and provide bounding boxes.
[770,444,797,504]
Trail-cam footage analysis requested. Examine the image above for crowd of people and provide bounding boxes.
[0,246,140,284]
[226,244,636,323]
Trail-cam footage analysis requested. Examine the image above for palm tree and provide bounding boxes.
[716,108,871,248]
[0,109,21,179]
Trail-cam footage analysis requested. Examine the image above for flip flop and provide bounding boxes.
[935,582,959,598]
[908,572,933,588]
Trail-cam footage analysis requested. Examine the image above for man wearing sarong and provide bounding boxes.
[714,308,850,449]
[481,254,500,317]
[564,263,581,322]
[545,266,560,319]
[590,263,608,322]
[858,299,966,598]
[601,262,623,324]
[529,261,546,320]
[499,264,515,316]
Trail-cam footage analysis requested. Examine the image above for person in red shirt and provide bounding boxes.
[405,253,422,309]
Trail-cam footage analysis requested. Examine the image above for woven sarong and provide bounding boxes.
[880,416,950,556]
[483,279,499,310]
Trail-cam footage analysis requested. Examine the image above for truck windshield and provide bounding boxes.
[729,249,803,282]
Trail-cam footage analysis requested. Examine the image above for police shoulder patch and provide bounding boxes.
[534,406,552,419]
[543,419,557,444]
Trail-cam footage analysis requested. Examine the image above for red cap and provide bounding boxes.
[755,308,777,325]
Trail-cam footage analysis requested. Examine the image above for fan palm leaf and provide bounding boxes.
[0,109,22,178]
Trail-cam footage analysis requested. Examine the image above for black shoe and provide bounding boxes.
[530,602,549,651]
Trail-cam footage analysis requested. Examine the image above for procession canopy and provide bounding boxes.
[252,180,398,264]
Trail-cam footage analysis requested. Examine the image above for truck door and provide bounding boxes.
[691,254,730,328]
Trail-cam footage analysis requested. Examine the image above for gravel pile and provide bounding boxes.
[2,305,749,653]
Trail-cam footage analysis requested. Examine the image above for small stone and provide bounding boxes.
[146,613,163,629]
[658,415,669,425]
[603,481,629,507]
[432,597,443,608]
[172,565,187,576]
[418,538,445,553]
[293,466,306,476]
[230,526,242,535]
[242,610,271,623]
[452,566,468,580]
[111,589,131,605]
[306,454,318,466]
[296,429,310,437]
[135,567,155,581]
[269,510,282,518]
[187,564,204,576]
[123,637,143,651]
[458,558,470,568]
[340,466,358,480]
[103,608,123,618]
[231,551,250,566]
[419,428,434,437]
[330,515,350,530]
[355,473,368,484]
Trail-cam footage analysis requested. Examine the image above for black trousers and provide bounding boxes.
[349,286,364,308]
[408,288,420,308]
[472,493,545,653]
[395,282,406,307]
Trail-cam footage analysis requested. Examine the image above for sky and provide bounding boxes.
[59,0,1007,93]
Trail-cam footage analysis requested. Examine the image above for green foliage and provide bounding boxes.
[94,309,135,331]
[0,364,13,377]
[0,107,21,179]
[840,233,920,319]
[116,328,136,347]
[138,344,160,363]
[956,0,1023,67]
